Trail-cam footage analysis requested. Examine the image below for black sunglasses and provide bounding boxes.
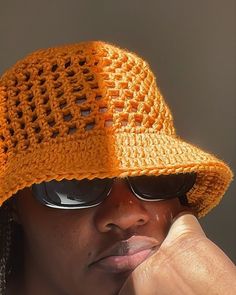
[31,173,196,209]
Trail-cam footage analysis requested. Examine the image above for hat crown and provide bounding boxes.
[0,41,175,155]
[0,41,233,217]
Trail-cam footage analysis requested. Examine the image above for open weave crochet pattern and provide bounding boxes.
[0,40,233,217]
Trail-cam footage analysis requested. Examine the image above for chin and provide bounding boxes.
[77,271,130,295]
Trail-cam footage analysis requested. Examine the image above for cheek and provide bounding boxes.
[145,198,185,242]
[16,192,96,272]
[155,198,184,221]
[22,213,94,263]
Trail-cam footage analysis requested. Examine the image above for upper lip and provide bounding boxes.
[89,235,160,266]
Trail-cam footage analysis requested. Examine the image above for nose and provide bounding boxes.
[93,179,150,233]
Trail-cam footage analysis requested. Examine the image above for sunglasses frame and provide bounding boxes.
[31,173,196,210]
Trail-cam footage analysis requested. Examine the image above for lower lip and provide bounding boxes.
[91,248,155,273]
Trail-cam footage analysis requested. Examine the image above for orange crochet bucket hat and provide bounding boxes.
[0,41,233,217]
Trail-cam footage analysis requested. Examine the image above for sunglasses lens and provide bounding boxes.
[32,178,113,208]
[32,173,196,209]
[129,173,196,200]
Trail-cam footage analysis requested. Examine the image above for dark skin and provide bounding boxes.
[8,180,188,295]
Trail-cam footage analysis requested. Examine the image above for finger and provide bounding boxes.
[162,211,206,248]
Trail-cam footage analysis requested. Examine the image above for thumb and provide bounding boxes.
[162,211,206,248]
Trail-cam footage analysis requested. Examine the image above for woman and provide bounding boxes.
[0,41,234,295]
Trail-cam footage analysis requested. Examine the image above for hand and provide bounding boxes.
[118,212,236,295]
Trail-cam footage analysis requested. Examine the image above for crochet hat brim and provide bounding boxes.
[0,132,233,217]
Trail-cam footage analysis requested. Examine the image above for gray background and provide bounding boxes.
[0,1,235,262]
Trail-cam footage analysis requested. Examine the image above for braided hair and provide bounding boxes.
[0,197,23,295]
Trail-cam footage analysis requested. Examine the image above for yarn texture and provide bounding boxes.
[0,41,233,217]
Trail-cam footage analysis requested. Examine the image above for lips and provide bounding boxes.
[89,236,160,273]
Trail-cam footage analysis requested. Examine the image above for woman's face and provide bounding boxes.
[13,179,189,295]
